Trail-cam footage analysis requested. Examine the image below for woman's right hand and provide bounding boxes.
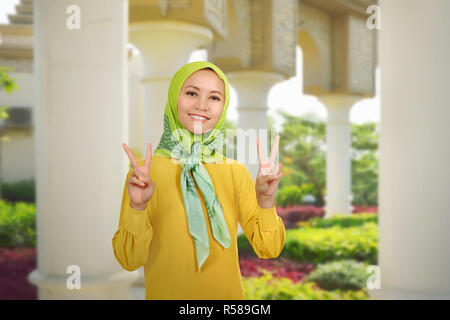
[122,142,156,210]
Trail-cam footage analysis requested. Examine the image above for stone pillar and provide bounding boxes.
[369,0,450,299]
[128,47,144,161]
[28,0,137,299]
[318,94,361,218]
[129,20,213,158]
[227,71,284,180]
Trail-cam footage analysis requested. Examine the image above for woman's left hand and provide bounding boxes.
[255,135,283,209]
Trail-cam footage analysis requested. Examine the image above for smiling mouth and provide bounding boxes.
[188,114,209,121]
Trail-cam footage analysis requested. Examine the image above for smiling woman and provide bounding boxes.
[113,61,286,300]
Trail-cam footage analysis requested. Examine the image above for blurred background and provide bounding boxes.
[0,0,448,300]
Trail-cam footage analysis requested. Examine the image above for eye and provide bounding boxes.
[186,91,220,101]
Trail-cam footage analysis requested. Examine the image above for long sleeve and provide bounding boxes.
[112,166,157,271]
[236,163,286,259]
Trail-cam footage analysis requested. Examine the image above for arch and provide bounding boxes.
[297,29,324,95]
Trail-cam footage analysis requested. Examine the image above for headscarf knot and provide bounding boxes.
[176,141,202,170]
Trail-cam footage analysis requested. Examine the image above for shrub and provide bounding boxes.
[238,213,378,264]
[238,225,377,265]
[0,247,37,299]
[237,232,253,255]
[304,259,370,291]
[352,205,378,214]
[275,185,304,207]
[283,222,378,265]
[239,254,314,283]
[302,212,377,229]
[242,269,369,300]
[275,183,319,207]
[0,200,36,248]
[1,179,35,203]
[277,205,324,229]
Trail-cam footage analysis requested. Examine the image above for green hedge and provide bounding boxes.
[1,179,35,203]
[304,259,370,291]
[283,222,377,264]
[238,213,378,265]
[237,231,253,254]
[0,199,36,248]
[275,185,304,207]
[304,212,377,229]
[275,183,317,207]
[243,269,369,300]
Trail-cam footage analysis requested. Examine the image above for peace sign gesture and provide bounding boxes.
[122,142,156,210]
[255,135,283,209]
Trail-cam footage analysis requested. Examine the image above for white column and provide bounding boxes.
[318,94,361,218]
[369,0,450,299]
[128,47,144,161]
[227,71,284,180]
[129,20,213,158]
[29,0,137,299]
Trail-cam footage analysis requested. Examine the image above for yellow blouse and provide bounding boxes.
[112,154,286,300]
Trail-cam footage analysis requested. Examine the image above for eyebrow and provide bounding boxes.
[185,85,223,96]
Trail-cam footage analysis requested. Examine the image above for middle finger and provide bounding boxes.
[269,135,280,164]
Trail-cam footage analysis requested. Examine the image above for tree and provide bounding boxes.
[0,66,19,199]
[276,110,326,205]
[276,110,379,207]
[351,122,379,206]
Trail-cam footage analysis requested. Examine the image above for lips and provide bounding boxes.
[188,113,210,121]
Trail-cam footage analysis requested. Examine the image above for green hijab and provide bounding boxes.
[154,61,231,271]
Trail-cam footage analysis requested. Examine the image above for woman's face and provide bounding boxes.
[177,68,225,134]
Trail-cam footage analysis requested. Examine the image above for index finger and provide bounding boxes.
[122,143,139,169]
[144,142,152,168]
[269,135,280,164]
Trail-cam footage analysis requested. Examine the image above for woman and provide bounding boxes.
[112,61,285,300]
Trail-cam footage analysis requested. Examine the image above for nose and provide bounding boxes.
[195,97,208,112]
